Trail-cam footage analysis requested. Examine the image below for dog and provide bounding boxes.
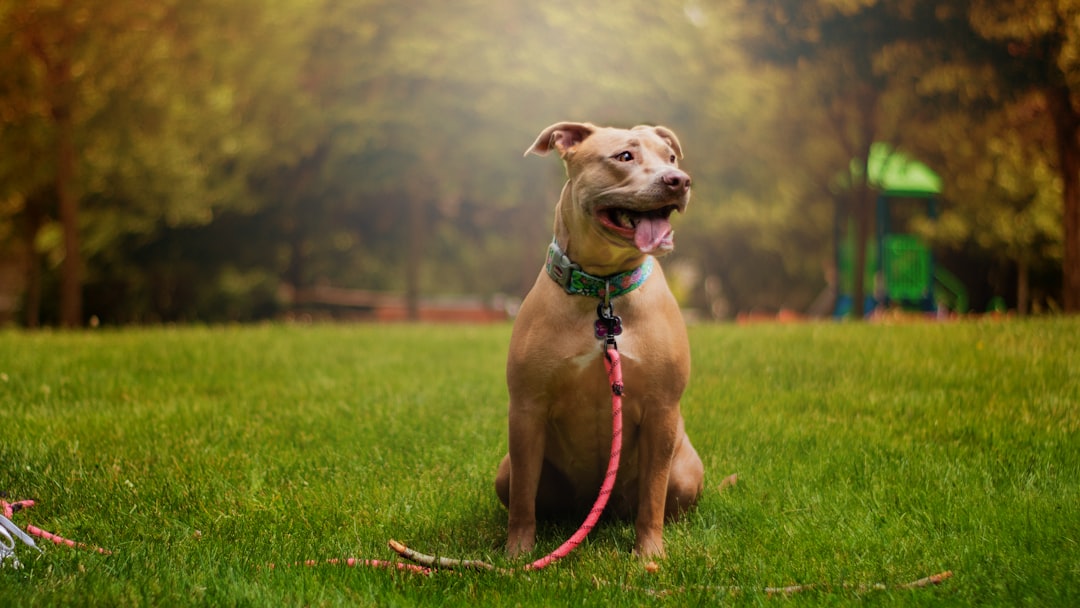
[495,122,704,559]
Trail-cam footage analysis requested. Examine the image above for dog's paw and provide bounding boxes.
[505,530,536,559]
[632,536,666,560]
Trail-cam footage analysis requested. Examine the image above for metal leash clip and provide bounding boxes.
[0,514,41,568]
[594,301,622,344]
[0,526,14,568]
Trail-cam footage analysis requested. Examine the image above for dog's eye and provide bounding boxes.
[614,151,634,162]
[669,154,677,163]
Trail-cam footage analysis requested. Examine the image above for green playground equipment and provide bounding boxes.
[835,143,968,317]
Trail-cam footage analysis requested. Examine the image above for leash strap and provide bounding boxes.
[0,499,111,559]
[529,243,627,568]
[526,343,623,570]
[289,246,633,573]
[290,342,627,574]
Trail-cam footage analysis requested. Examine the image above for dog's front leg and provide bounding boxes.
[633,406,680,558]
[505,404,546,557]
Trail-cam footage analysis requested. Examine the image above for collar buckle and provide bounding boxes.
[546,240,581,293]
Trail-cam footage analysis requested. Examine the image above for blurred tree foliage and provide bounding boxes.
[1,0,312,324]
[877,0,1078,313]
[0,0,1077,325]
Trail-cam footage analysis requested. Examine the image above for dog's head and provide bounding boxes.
[526,122,691,257]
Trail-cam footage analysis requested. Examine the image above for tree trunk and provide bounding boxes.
[22,199,45,329]
[1017,255,1029,317]
[55,105,79,328]
[842,87,879,320]
[26,13,83,328]
[406,194,423,322]
[54,74,82,328]
[1046,84,1080,313]
[851,184,873,319]
[285,226,306,312]
[850,135,876,319]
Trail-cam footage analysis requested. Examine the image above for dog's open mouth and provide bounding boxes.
[599,205,681,253]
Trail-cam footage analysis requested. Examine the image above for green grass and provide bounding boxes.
[1,319,1077,606]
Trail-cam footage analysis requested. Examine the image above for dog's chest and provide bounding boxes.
[544,343,646,483]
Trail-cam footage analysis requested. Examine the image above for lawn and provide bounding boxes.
[1,319,1077,606]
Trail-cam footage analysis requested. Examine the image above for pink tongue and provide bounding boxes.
[633,216,673,253]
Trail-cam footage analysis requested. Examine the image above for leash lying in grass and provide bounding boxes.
[386,473,953,596]
[283,538,953,598]
[275,343,626,576]
[380,341,621,575]
[274,345,952,597]
[273,324,953,597]
[1,498,111,562]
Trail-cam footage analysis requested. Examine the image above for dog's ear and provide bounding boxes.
[652,126,684,160]
[524,122,595,158]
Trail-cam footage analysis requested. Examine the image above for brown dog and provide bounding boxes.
[495,122,704,559]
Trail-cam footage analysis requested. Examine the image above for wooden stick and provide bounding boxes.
[387,539,505,573]
[593,570,954,597]
[898,570,954,589]
[387,535,953,597]
[265,557,431,574]
[766,570,954,596]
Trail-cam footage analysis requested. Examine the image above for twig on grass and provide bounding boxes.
[265,541,499,575]
[385,538,952,599]
[897,570,955,589]
[388,539,506,573]
[265,556,432,575]
[763,570,954,596]
[596,569,954,597]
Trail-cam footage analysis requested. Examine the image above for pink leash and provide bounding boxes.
[278,300,630,573]
[5,315,626,574]
[1,499,111,557]
[1,338,624,574]
[527,344,623,570]
[275,335,626,574]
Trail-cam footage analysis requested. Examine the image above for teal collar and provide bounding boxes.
[544,239,654,300]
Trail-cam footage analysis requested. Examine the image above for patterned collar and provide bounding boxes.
[544,239,654,300]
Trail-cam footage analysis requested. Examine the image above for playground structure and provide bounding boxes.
[835,143,968,318]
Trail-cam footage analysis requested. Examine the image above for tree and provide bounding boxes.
[901,95,1062,314]
[857,0,1078,313]
[4,0,1072,324]
[735,0,1080,315]
[955,0,1080,312]
[5,2,87,326]
[260,0,737,314]
[733,0,915,318]
[0,0,312,325]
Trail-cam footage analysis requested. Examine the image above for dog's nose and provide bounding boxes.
[661,170,691,192]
